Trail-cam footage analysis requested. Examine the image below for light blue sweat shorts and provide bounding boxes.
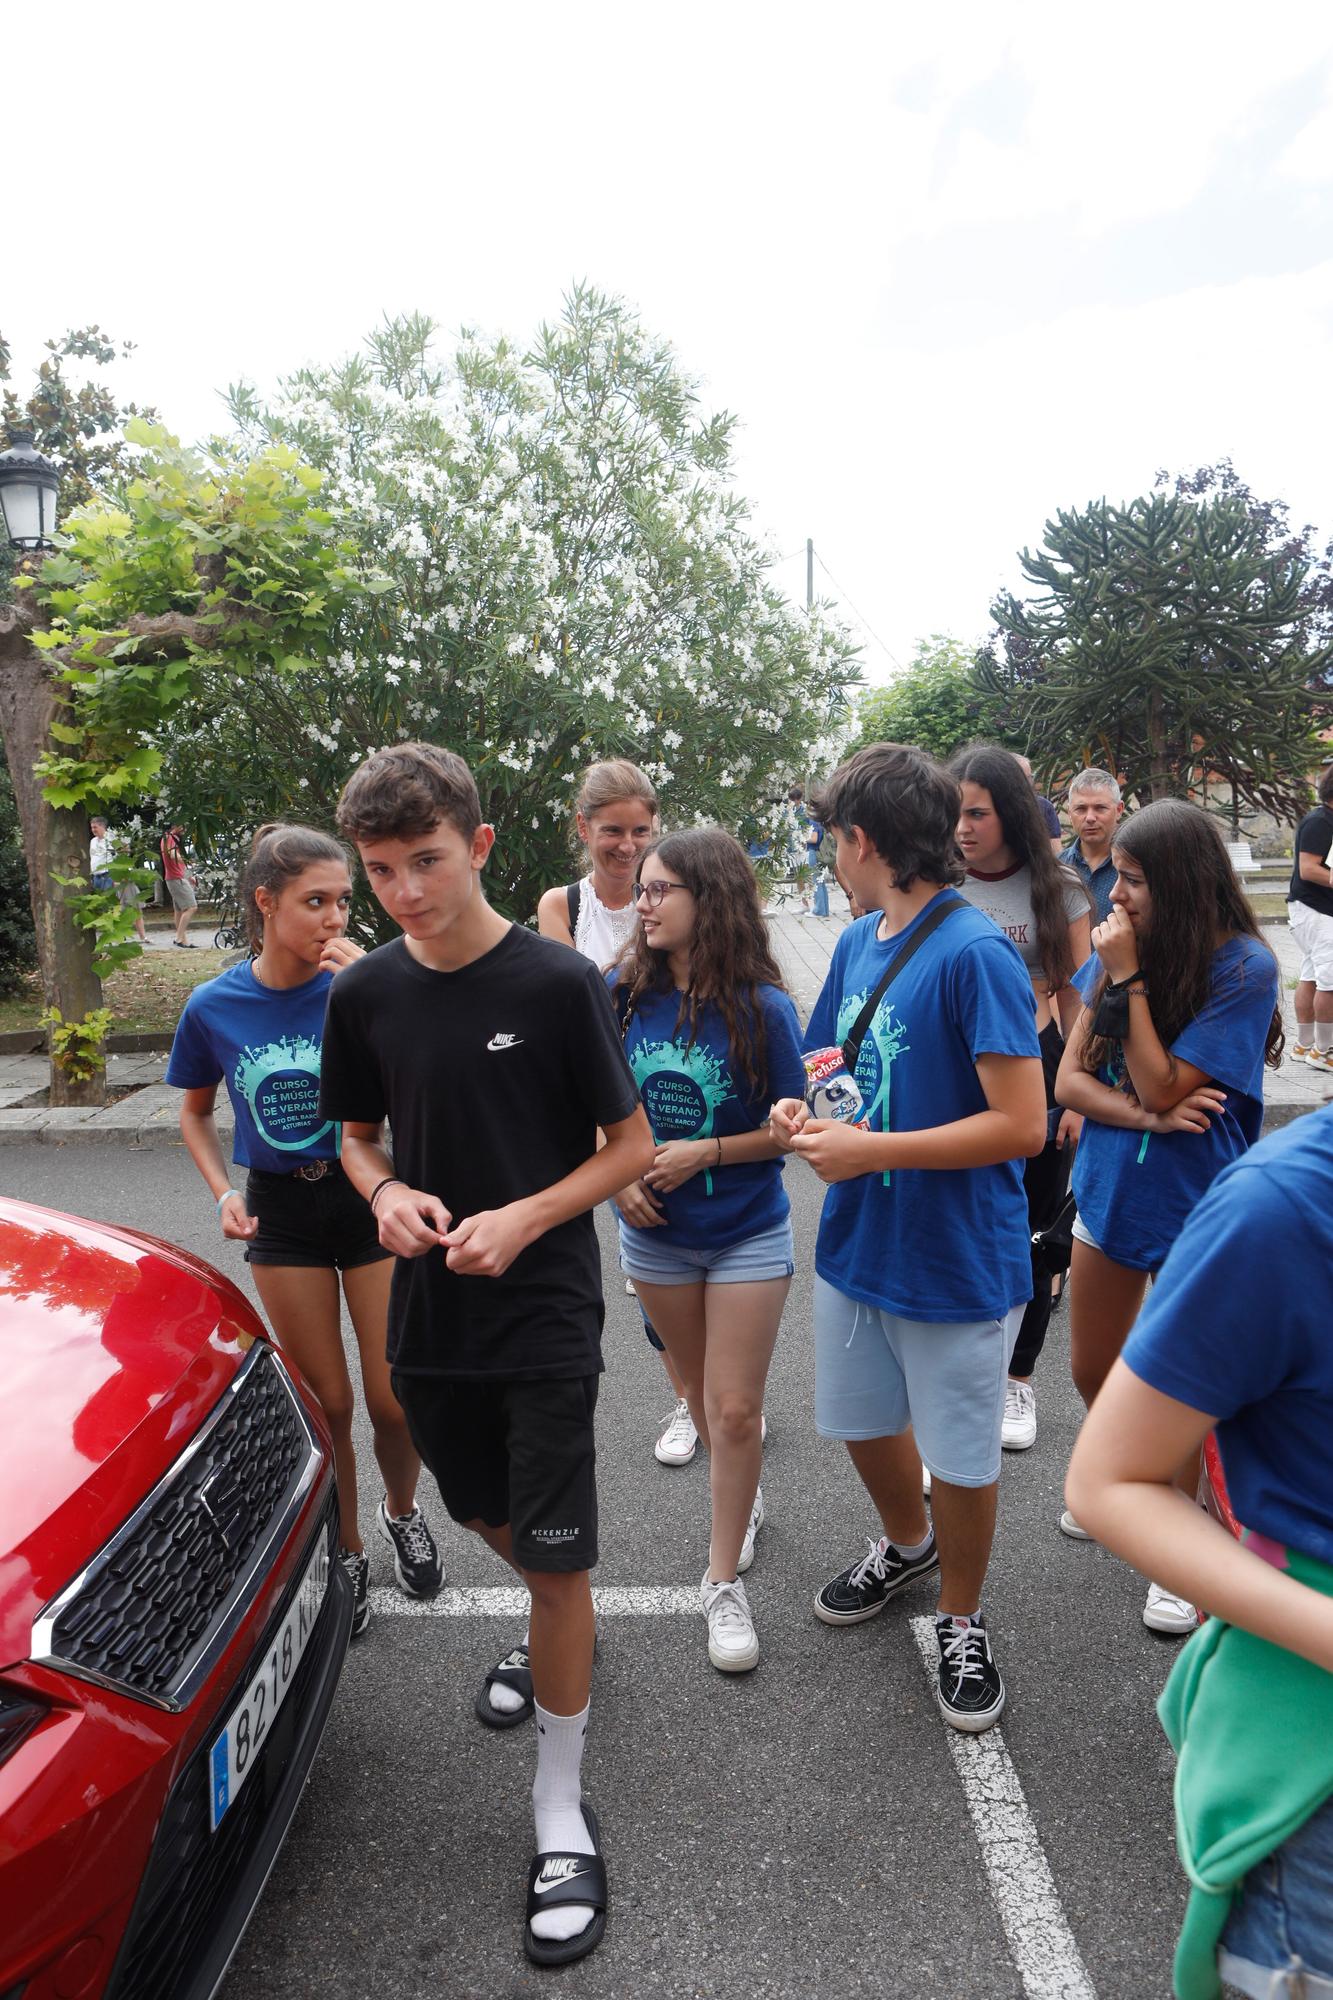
[813,1274,1022,1488]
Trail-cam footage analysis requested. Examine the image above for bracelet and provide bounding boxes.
[369,1176,404,1212]
[216,1189,242,1213]
[714,1136,723,1167]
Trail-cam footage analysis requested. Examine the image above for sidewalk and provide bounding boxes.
[0,909,1325,1143]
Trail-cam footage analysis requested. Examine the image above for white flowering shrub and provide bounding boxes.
[159,290,859,922]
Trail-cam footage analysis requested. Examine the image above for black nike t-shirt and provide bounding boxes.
[1289,808,1333,918]
[319,926,641,1380]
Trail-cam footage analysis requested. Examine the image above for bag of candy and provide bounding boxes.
[802,1046,868,1127]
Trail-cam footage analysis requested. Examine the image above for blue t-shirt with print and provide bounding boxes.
[804,893,1039,1324]
[612,980,807,1250]
[166,957,340,1172]
[1070,935,1276,1271]
[1123,1108,1333,1566]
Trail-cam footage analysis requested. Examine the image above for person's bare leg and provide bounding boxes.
[1295,978,1316,1033]
[251,1264,360,1548]
[524,1568,596,1715]
[633,1279,710,1452]
[845,1432,931,1550]
[929,1477,999,1615]
[342,1258,420,1516]
[658,1343,689,1404]
[700,1276,788,1580]
[1068,1240,1149,1409]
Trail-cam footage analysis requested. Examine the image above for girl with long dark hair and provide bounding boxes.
[609,828,806,1674]
[950,744,1092,1454]
[167,823,442,1636]
[1055,798,1282,1633]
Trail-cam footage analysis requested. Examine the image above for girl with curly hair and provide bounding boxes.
[1055,798,1282,1634]
[949,744,1092,1454]
[609,827,806,1675]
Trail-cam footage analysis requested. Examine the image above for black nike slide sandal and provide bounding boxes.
[474,1643,533,1729]
[523,1802,608,1967]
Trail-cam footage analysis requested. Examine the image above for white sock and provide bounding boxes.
[1316,1023,1333,1053]
[487,1627,530,1716]
[893,1530,934,1561]
[530,1701,596,1943]
[1296,1020,1315,1046]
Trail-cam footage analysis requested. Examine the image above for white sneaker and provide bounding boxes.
[655,1399,698,1466]
[736,1486,765,1573]
[625,1277,636,1295]
[1001,1379,1037,1451]
[700,1573,759,1672]
[1305,1047,1333,1073]
[1059,1509,1093,1540]
[1143,1582,1199,1635]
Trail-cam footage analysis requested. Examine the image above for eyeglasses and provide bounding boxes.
[633,878,689,907]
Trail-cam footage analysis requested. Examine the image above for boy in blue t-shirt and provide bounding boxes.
[771,742,1045,1733]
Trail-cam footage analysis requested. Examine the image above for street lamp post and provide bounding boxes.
[0,429,61,548]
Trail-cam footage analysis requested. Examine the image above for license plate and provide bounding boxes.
[208,1536,329,1831]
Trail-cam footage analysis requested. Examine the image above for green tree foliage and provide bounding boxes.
[0,764,36,998]
[978,477,1333,815]
[152,290,859,923]
[850,635,1015,763]
[0,326,158,516]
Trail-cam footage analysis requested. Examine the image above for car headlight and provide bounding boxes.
[0,1682,45,1768]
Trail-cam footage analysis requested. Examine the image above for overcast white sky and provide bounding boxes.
[9,0,1333,682]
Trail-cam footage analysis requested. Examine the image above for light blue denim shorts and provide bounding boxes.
[619,1216,794,1287]
[1219,1791,1333,1996]
[813,1274,1022,1487]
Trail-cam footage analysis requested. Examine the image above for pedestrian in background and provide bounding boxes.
[1060,768,1124,925]
[88,816,113,892]
[1014,753,1063,855]
[1286,764,1333,1072]
[950,743,1091,1454]
[1055,799,1282,1634]
[536,758,701,1470]
[160,822,198,948]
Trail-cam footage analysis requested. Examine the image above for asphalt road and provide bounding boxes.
[4,1144,1187,2000]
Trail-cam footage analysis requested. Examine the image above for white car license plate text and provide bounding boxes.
[209,1537,329,1831]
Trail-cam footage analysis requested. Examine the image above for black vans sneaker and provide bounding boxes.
[934,1613,1006,1732]
[813,1533,940,1625]
[338,1546,371,1637]
[376,1499,444,1599]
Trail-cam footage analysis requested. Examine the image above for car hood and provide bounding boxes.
[0,1199,265,1670]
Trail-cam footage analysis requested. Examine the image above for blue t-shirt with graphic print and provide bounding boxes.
[803,893,1039,1324]
[1069,935,1276,1271]
[611,980,807,1249]
[1123,1108,1333,1565]
[166,957,340,1171]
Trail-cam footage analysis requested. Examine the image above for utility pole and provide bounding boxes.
[806,537,814,611]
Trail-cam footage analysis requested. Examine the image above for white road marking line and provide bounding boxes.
[909,1616,1097,2000]
[372,1584,700,1618]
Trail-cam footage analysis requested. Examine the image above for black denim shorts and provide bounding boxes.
[243,1162,390,1271]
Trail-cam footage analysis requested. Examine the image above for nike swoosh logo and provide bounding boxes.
[534,1866,589,1893]
[487,1034,523,1051]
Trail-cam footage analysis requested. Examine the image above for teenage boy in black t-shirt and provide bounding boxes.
[320,743,652,1969]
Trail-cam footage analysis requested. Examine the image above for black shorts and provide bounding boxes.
[243,1163,391,1271]
[391,1372,599,1573]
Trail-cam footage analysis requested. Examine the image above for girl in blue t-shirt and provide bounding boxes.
[608,828,806,1676]
[167,823,442,1635]
[1054,798,1282,1634]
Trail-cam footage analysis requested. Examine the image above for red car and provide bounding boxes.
[0,1197,353,2000]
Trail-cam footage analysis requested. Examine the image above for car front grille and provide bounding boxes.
[32,1344,323,1709]
[104,1494,347,2000]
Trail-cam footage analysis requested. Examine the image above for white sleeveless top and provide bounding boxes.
[573,875,639,971]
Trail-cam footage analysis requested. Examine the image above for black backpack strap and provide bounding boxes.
[841,896,967,1072]
[565,880,581,935]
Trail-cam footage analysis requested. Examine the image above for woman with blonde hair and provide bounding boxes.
[538,760,702,1468]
